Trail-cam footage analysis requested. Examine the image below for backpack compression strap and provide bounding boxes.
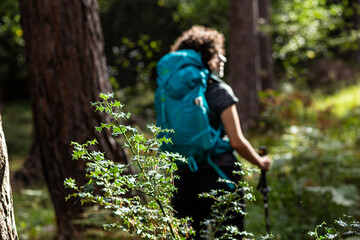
[187,125,213,172]
[188,125,235,190]
[207,126,235,190]
[207,155,235,190]
[187,123,218,173]
[188,156,199,172]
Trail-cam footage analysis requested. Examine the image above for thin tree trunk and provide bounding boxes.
[18,0,128,239]
[258,0,275,90]
[229,0,261,131]
[0,115,18,240]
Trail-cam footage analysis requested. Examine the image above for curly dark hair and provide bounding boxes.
[170,25,225,72]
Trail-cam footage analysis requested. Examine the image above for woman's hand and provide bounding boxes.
[258,155,271,171]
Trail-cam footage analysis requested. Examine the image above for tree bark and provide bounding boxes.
[229,0,261,131]
[258,0,275,90]
[18,0,128,239]
[0,115,18,240]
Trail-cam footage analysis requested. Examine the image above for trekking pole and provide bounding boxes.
[257,146,270,234]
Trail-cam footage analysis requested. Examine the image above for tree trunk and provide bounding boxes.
[18,0,129,239]
[258,0,275,90]
[229,0,261,131]
[0,115,18,240]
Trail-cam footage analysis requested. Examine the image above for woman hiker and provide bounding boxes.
[155,25,271,239]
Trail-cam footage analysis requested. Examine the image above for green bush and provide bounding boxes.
[65,93,266,239]
[65,93,190,240]
[308,215,360,240]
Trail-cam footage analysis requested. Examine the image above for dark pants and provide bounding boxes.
[172,166,245,239]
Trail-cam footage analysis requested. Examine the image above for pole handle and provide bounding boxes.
[258,145,267,157]
[258,145,267,177]
[257,146,268,190]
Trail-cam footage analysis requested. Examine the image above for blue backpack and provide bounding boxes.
[155,49,234,188]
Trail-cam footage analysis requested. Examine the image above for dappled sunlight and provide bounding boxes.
[314,82,360,117]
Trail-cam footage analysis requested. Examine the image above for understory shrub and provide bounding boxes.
[64,93,262,239]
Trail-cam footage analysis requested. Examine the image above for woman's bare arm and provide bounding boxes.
[221,104,271,170]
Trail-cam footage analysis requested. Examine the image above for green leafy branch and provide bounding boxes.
[64,93,192,240]
[308,215,360,240]
[198,162,266,240]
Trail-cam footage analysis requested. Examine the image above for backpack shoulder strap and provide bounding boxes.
[208,73,224,84]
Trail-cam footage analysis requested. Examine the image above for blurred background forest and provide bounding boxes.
[1,0,360,239]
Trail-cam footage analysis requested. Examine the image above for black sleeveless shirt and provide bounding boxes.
[204,75,239,168]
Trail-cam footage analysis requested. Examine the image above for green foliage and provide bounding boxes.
[308,216,360,239]
[270,0,360,84]
[272,0,342,60]
[198,162,264,240]
[248,83,360,239]
[314,84,360,117]
[110,35,161,121]
[0,0,23,46]
[247,123,360,239]
[160,0,229,34]
[0,0,28,100]
[99,0,179,88]
[64,93,192,240]
[110,34,162,87]
[99,0,179,121]
[259,83,360,134]
[64,93,267,239]
[259,88,316,130]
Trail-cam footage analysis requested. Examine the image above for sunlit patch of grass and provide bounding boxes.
[313,83,360,117]
[13,187,56,240]
[13,186,141,240]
